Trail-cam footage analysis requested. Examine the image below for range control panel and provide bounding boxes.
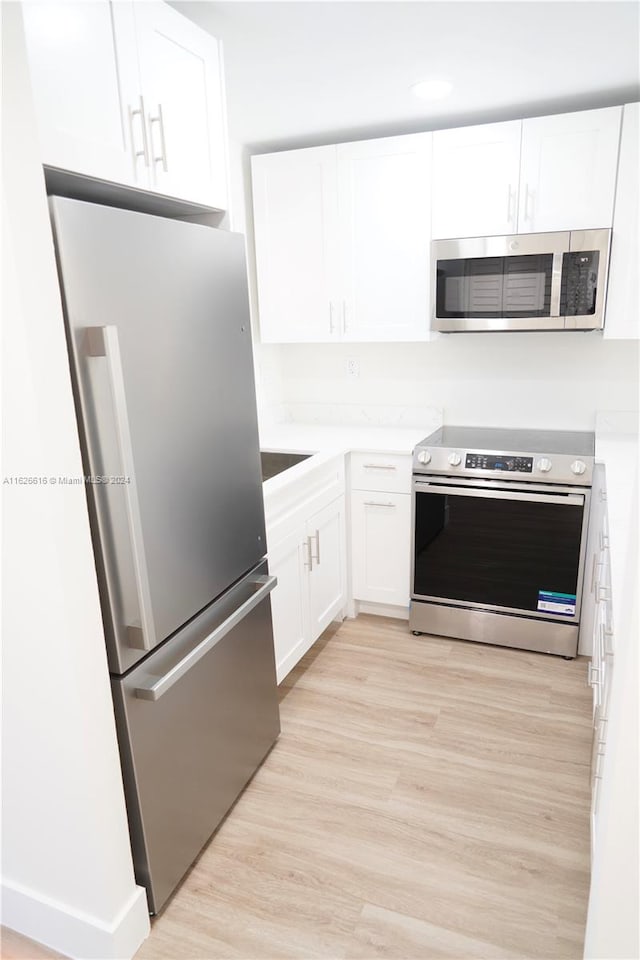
[465,453,533,473]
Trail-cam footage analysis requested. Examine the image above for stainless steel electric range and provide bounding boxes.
[410,426,595,658]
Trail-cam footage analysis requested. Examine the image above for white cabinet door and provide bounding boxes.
[268,526,310,684]
[22,1,142,186]
[133,2,227,208]
[518,107,622,232]
[337,134,432,341]
[252,146,339,343]
[431,121,522,239]
[578,465,607,657]
[351,491,411,606]
[306,496,346,638]
[605,102,639,339]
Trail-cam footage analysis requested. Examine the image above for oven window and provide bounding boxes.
[436,254,554,319]
[413,489,584,615]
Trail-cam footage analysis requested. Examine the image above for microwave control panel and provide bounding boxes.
[465,454,533,473]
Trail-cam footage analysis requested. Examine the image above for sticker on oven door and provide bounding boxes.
[537,591,576,616]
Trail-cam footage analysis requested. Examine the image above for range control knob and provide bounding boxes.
[537,458,553,473]
[571,459,587,475]
[417,449,431,465]
[448,452,462,467]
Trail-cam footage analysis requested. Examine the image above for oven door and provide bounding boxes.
[411,477,589,623]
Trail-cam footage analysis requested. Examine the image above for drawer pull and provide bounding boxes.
[363,463,397,470]
[364,500,396,508]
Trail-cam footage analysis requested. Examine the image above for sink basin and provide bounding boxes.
[260,451,312,482]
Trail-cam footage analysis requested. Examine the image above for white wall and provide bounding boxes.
[1,6,149,957]
[262,336,639,430]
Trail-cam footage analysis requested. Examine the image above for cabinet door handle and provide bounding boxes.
[311,529,320,564]
[590,553,603,594]
[149,103,168,172]
[587,663,601,688]
[506,184,515,225]
[342,301,347,334]
[597,585,610,603]
[599,531,610,551]
[363,463,397,471]
[599,488,607,502]
[364,500,396,508]
[129,95,150,168]
[303,536,313,571]
[523,183,533,222]
[329,302,335,334]
[601,622,614,657]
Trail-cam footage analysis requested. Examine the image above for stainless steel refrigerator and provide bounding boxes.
[50,197,280,914]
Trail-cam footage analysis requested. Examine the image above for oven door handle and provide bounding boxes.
[413,481,584,507]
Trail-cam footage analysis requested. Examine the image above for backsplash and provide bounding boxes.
[255,336,639,432]
[264,401,443,431]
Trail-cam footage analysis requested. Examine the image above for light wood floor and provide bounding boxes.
[2,616,593,960]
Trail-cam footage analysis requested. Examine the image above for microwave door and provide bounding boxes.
[432,232,572,332]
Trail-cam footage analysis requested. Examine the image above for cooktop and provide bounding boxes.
[413,425,595,485]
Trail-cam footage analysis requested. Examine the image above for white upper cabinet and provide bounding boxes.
[337,134,432,342]
[22,0,228,208]
[133,3,227,208]
[431,121,522,239]
[252,134,433,344]
[431,107,622,239]
[252,146,338,343]
[22,2,141,186]
[518,107,622,232]
[604,102,639,339]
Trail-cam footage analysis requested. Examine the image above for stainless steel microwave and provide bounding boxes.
[432,229,612,333]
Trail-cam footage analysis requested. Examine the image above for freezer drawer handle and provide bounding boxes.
[86,325,156,652]
[134,575,278,702]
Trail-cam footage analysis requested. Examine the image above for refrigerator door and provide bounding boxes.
[50,197,266,672]
[110,560,280,914]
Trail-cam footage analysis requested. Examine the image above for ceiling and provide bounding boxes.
[173,1,640,151]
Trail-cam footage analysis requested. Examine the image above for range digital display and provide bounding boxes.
[465,453,533,473]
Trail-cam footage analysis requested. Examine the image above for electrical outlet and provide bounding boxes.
[347,358,360,378]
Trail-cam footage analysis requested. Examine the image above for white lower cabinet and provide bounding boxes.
[265,459,347,683]
[350,452,412,611]
[267,528,310,683]
[351,491,411,606]
[307,496,348,638]
[580,463,615,859]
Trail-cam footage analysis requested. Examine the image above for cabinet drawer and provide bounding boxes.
[350,452,412,494]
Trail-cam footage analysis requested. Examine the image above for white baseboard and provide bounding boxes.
[354,601,410,621]
[1,878,150,960]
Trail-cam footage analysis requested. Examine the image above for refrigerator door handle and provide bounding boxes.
[134,575,277,702]
[86,325,156,652]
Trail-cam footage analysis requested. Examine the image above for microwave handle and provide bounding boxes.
[550,251,563,318]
